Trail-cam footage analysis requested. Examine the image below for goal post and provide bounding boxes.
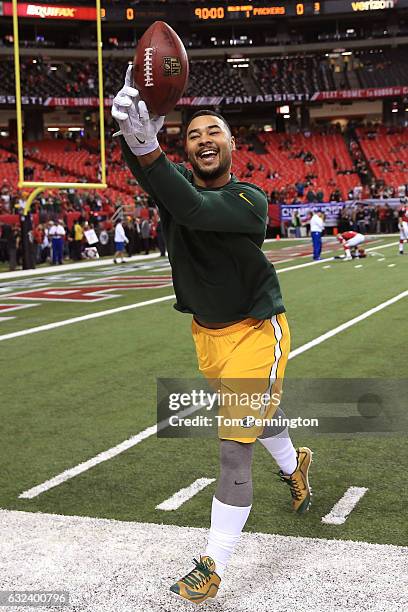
[11,0,108,215]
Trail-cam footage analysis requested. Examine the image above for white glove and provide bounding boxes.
[111,66,164,156]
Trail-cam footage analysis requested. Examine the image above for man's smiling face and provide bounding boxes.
[185,115,235,186]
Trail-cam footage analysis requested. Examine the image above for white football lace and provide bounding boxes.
[144,48,154,87]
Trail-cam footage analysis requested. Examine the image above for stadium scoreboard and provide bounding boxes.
[107,0,405,21]
[105,1,402,22]
[193,3,322,20]
[103,3,323,21]
[0,0,404,22]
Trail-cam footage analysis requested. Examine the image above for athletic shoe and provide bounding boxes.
[279,447,313,514]
[170,555,221,604]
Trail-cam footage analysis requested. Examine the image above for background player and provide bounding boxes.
[337,230,366,260]
[398,199,408,254]
[112,68,312,605]
[113,218,129,264]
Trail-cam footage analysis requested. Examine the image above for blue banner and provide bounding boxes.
[280,203,345,227]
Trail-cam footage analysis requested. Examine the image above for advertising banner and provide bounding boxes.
[1,2,97,20]
[280,203,345,226]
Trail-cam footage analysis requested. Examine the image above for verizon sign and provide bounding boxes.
[351,0,395,9]
[2,2,97,20]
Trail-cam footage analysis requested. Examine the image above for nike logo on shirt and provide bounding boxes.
[239,192,254,206]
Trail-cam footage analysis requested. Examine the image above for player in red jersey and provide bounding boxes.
[398,201,408,254]
[337,230,365,260]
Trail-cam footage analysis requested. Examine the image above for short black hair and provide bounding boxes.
[186,110,231,136]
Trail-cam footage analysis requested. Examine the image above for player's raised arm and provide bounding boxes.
[111,66,164,195]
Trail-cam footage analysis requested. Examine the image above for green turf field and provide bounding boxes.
[1,236,407,548]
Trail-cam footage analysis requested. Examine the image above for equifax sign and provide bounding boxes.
[27,4,77,18]
[2,2,97,20]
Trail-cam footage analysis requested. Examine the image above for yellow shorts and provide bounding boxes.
[192,314,290,443]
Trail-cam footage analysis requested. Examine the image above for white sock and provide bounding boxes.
[205,496,251,578]
[258,431,297,475]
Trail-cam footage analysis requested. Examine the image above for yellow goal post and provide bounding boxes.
[11,0,107,214]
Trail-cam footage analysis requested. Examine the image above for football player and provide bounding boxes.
[112,68,312,605]
[398,200,408,254]
[337,230,366,260]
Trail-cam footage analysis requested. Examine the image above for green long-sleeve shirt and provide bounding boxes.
[120,138,285,322]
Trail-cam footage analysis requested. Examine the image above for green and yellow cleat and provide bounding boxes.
[279,447,313,514]
[170,555,221,605]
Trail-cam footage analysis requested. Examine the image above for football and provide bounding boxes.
[133,21,189,116]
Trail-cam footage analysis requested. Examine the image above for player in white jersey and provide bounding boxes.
[398,203,408,254]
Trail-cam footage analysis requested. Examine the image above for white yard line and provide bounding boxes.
[1,241,399,344]
[275,237,386,262]
[277,240,397,273]
[19,425,157,499]
[264,238,309,243]
[18,404,203,500]
[289,290,408,359]
[18,288,407,499]
[0,238,396,284]
[1,510,407,612]
[155,478,216,511]
[0,295,175,342]
[278,256,333,272]
[322,487,369,525]
[0,253,161,281]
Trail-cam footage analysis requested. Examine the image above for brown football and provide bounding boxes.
[133,21,189,116]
